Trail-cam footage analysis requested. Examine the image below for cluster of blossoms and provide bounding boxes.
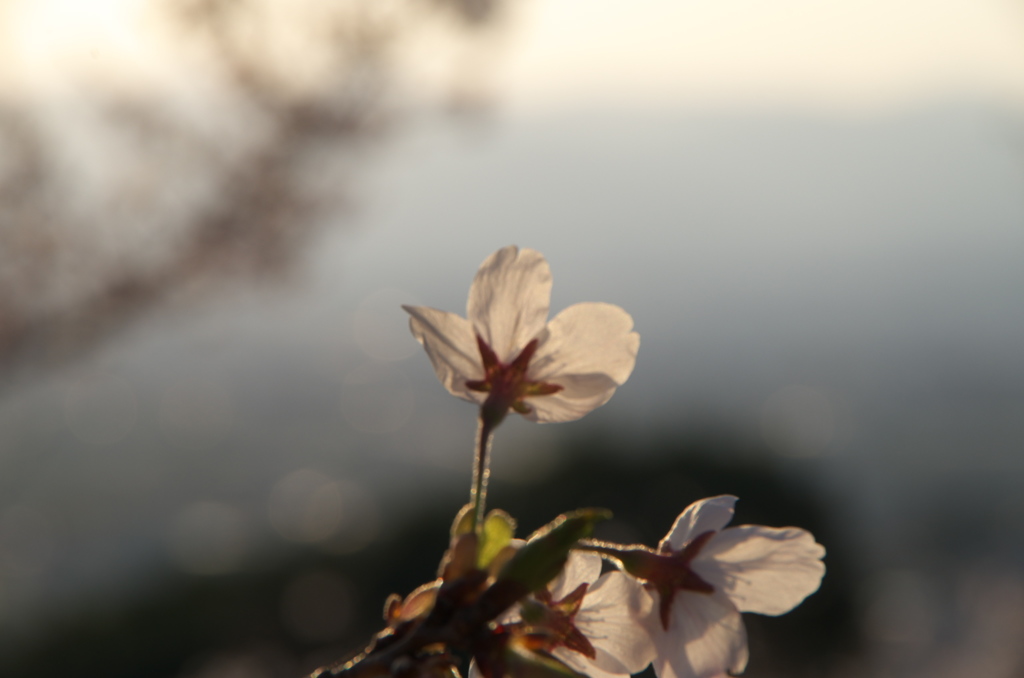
[310,247,825,678]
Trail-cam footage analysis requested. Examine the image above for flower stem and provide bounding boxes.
[470,414,497,531]
[576,539,662,578]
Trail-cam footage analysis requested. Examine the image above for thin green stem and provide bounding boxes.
[470,414,496,531]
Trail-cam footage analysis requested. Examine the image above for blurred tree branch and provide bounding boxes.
[0,0,504,385]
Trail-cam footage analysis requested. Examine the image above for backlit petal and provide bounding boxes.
[523,303,639,423]
[574,572,656,674]
[530,303,639,386]
[549,550,603,600]
[648,590,748,678]
[524,373,620,424]
[467,246,552,362]
[554,651,627,678]
[693,525,826,615]
[403,305,483,402]
[663,496,737,552]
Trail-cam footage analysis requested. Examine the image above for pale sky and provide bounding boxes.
[3,0,1024,114]
[498,0,1024,114]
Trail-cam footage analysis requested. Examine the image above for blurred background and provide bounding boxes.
[1,0,1023,676]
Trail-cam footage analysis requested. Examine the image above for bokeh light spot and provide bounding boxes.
[268,469,380,549]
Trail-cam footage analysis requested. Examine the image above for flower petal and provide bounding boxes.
[693,525,826,616]
[525,373,621,424]
[467,246,552,362]
[530,303,639,386]
[662,496,737,552]
[554,650,628,678]
[403,305,484,402]
[549,550,603,600]
[524,303,640,423]
[573,571,656,675]
[648,590,748,678]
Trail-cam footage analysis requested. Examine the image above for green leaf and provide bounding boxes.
[478,509,517,568]
[451,503,475,538]
[483,508,610,616]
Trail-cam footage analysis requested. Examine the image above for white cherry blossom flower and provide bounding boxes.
[638,496,826,678]
[403,246,639,424]
[540,551,656,678]
[480,550,655,678]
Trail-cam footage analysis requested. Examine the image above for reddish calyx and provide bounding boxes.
[531,583,597,659]
[466,335,563,421]
[649,530,717,630]
[615,532,717,630]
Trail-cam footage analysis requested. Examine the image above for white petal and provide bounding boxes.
[693,525,826,616]
[554,650,625,678]
[648,590,748,678]
[549,550,603,600]
[530,303,639,385]
[662,496,737,552]
[524,303,640,424]
[403,305,484,402]
[525,373,622,424]
[574,572,656,675]
[466,246,552,362]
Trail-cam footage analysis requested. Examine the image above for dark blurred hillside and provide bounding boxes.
[490,429,859,678]
[0,428,858,678]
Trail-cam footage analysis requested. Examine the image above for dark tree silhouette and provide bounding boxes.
[0,0,505,383]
